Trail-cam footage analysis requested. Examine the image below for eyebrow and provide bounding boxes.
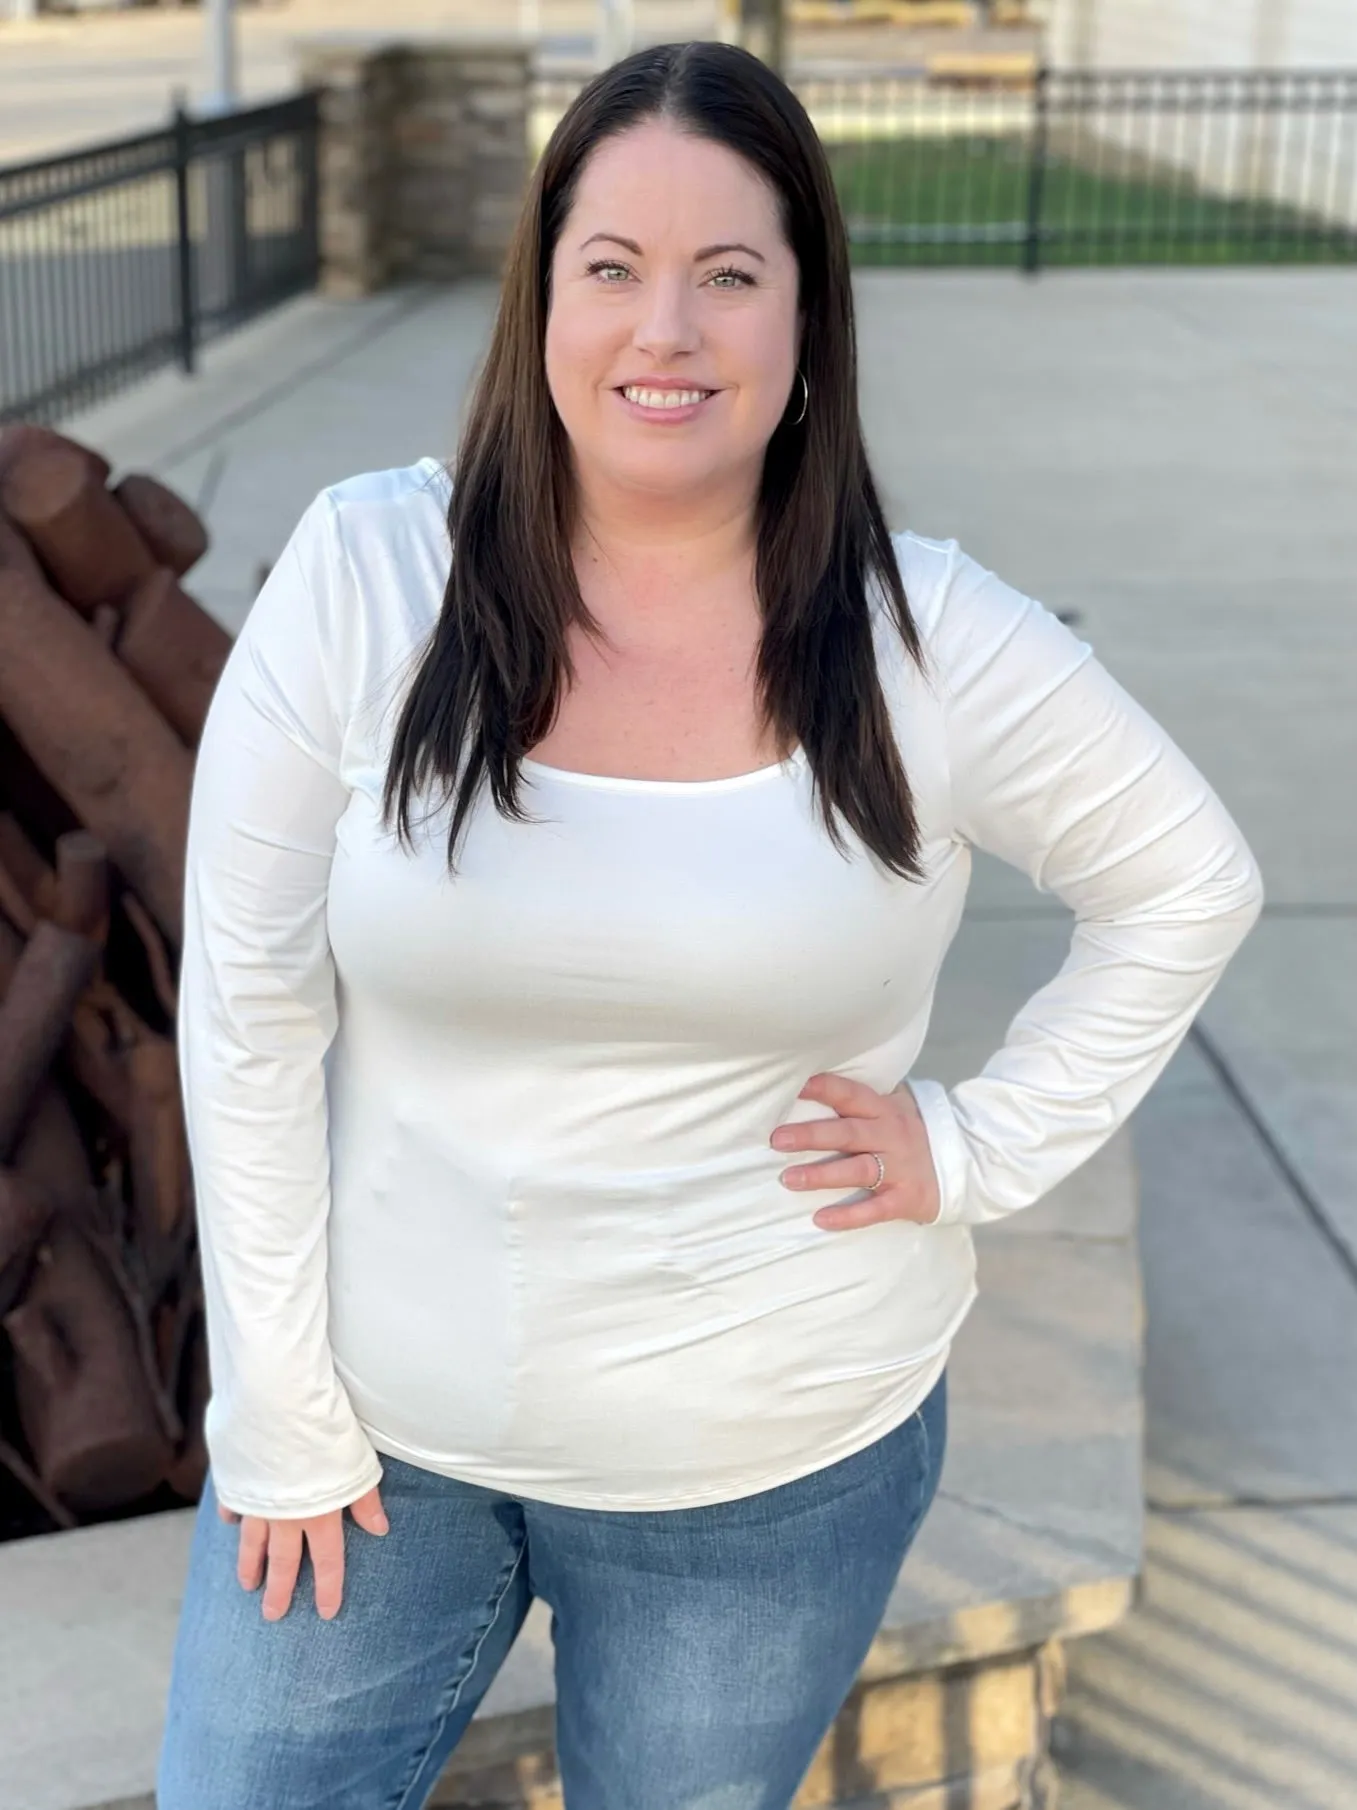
[579,232,766,263]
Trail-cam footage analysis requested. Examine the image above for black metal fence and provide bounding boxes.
[6,66,1355,427]
[0,93,320,426]
[801,67,1357,268]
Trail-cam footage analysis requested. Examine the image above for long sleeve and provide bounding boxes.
[905,541,1265,1229]
[177,490,384,1519]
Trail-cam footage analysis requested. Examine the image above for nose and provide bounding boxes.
[632,272,701,363]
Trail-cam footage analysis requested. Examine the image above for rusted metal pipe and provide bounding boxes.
[121,889,179,1022]
[0,423,110,488]
[0,928,104,1162]
[4,1218,175,1513]
[64,982,142,1133]
[0,851,36,939]
[123,1035,192,1298]
[114,566,232,748]
[0,813,54,928]
[0,443,157,617]
[112,474,209,578]
[51,829,110,941]
[11,1085,99,1229]
[0,515,192,943]
[0,715,84,854]
[0,832,107,1158]
[0,1170,57,1317]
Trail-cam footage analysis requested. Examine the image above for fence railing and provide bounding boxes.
[535,65,1357,270]
[805,66,1357,267]
[5,66,1355,428]
[0,93,320,427]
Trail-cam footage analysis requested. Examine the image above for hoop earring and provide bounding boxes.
[790,368,809,426]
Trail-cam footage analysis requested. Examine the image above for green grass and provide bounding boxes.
[826,135,1357,267]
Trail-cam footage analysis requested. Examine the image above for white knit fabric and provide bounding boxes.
[178,458,1262,1518]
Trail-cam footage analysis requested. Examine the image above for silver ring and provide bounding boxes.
[866,1151,886,1192]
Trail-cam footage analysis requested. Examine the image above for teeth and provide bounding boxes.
[622,387,710,410]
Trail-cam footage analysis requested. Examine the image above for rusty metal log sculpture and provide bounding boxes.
[4,1219,176,1513]
[0,514,193,945]
[0,424,233,1535]
[0,441,157,616]
[113,474,209,578]
[115,566,232,748]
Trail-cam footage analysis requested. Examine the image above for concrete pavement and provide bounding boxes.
[59,263,1357,1808]
[0,0,700,164]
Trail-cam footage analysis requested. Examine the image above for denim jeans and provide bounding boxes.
[157,1369,946,1810]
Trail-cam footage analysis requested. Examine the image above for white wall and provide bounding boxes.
[1037,0,1357,70]
[1025,0,1357,230]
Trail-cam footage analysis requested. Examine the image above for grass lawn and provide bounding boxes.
[826,134,1357,266]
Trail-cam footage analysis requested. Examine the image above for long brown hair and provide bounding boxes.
[382,39,926,877]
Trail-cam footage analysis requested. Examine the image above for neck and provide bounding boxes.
[571,466,761,594]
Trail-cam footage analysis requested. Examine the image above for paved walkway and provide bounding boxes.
[64,265,1357,1809]
[0,0,699,163]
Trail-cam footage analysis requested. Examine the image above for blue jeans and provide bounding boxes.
[158,1371,946,1810]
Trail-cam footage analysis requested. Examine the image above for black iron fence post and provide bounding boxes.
[172,103,197,373]
[298,94,321,288]
[1023,63,1050,276]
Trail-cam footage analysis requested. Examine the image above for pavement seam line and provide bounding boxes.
[1187,1023,1357,1294]
[935,1488,1140,1569]
[140,285,450,474]
[1148,1494,1357,1514]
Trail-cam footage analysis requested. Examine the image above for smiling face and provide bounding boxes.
[544,117,802,515]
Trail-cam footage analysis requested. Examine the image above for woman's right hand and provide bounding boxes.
[218,1484,389,1621]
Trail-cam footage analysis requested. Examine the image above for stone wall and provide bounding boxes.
[295,38,532,298]
[430,1641,1069,1808]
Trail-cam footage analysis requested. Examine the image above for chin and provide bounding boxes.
[603,448,726,494]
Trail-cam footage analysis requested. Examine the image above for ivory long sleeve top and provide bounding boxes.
[179,457,1263,1520]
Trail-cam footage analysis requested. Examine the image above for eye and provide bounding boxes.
[707,266,756,289]
[585,258,633,283]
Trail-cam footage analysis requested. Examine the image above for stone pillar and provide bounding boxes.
[296,41,402,298]
[295,37,531,297]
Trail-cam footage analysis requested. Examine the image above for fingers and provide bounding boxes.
[813,1192,935,1230]
[260,1521,305,1622]
[348,1485,389,1537]
[231,1489,389,1624]
[236,1515,269,1593]
[217,1502,240,1524]
[797,1072,887,1116]
[780,1150,887,1194]
[771,1113,877,1156]
[306,1518,345,1622]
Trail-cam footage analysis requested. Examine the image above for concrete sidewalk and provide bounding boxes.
[0,0,710,164]
[63,264,1357,1810]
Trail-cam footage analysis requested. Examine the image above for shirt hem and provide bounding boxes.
[359,1304,971,1512]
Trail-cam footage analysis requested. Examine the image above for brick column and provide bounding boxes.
[295,37,531,296]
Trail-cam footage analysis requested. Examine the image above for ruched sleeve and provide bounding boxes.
[177,490,385,1518]
[904,540,1265,1228]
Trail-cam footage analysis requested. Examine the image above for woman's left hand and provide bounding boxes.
[771,1073,942,1229]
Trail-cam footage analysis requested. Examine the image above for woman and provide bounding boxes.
[158,39,1262,1810]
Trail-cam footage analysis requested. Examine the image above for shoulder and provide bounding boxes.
[252,460,452,748]
[886,528,1088,695]
[320,455,452,518]
[887,528,964,641]
[285,456,452,650]
[885,528,1004,652]
[305,457,452,573]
